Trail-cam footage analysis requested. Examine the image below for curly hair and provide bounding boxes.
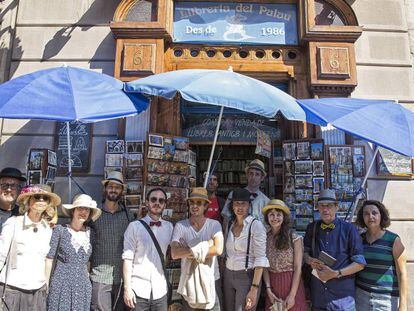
[19,196,58,225]
[356,200,391,229]
[264,209,291,250]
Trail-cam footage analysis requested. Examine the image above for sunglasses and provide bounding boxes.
[32,194,50,202]
[149,197,166,204]
[0,183,20,191]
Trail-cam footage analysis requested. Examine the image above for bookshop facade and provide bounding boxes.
[110,0,363,215]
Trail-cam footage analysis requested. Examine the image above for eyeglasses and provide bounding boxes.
[32,194,50,202]
[149,197,166,204]
[0,183,20,191]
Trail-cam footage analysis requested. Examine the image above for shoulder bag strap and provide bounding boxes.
[245,218,257,271]
[138,220,166,272]
[49,227,63,284]
[311,220,319,257]
[2,217,17,302]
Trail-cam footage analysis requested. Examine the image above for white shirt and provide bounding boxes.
[0,214,52,290]
[122,215,173,300]
[225,215,269,271]
[172,218,223,281]
[222,188,270,223]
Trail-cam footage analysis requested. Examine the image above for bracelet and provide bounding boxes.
[266,286,271,289]
[337,269,342,278]
[251,283,259,288]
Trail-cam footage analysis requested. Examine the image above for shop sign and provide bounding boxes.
[173,2,298,45]
[182,114,280,143]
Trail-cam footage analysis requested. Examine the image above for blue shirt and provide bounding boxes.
[304,218,366,311]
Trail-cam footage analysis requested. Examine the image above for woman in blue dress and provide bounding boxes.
[46,194,101,311]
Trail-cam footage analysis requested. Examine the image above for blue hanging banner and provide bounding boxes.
[173,2,298,45]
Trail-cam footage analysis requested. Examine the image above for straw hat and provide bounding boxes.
[17,184,61,206]
[187,187,211,204]
[62,194,101,222]
[245,159,267,177]
[262,199,290,216]
[317,189,337,204]
[101,171,125,188]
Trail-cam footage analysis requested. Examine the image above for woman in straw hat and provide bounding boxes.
[46,194,101,311]
[0,184,60,311]
[262,200,308,311]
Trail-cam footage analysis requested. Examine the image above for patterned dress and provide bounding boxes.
[47,224,93,311]
[265,231,308,311]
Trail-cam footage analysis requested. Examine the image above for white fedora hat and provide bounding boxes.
[62,194,101,222]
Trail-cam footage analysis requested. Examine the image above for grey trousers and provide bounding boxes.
[90,281,125,311]
[0,283,47,311]
[134,293,167,311]
[223,268,259,311]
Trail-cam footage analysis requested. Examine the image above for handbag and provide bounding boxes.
[139,220,173,305]
[49,227,63,285]
[302,220,319,299]
[270,299,286,311]
[0,217,17,311]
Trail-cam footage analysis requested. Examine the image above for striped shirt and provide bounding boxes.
[89,204,133,285]
[356,230,399,296]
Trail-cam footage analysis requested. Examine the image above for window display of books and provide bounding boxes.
[282,139,326,232]
[144,134,192,222]
[104,139,145,214]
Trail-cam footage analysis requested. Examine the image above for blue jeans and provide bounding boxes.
[355,287,398,311]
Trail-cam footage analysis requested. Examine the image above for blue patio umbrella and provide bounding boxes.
[0,66,149,201]
[125,68,308,186]
[297,97,414,220]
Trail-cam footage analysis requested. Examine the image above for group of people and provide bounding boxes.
[0,158,407,311]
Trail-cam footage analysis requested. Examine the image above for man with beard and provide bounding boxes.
[0,167,26,232]
[90,171,134,311]
[123,188,173,311]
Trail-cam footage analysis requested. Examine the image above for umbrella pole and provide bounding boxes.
[203,105,224,188]
[66,121,72,203]
[346,145,379,222]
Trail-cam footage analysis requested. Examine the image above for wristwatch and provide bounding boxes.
[251,283,259,289]
[337,269,342,278]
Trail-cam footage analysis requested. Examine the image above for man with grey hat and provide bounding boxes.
[221,159,270,224]
[90,171,134,311]
[303,189,366,311]
[0,167,26,232]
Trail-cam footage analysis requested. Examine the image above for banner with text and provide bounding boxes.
[173,2,298,45]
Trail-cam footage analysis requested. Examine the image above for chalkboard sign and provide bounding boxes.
[376,147,413,176]
[182,114,280,143]
[55,121,93,175]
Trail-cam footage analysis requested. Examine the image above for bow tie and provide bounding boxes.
[250,193,258,199]
[321,222,335,230]
[150,221,161,227]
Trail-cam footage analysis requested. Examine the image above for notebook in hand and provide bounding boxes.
[318,251,337,266]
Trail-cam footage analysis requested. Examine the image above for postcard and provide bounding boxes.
[295,160,313,174]
[313,160,325,176]
[125,195,141,208]
[105,154,123,167]
[311,142,324,160]
[283,142,296,160]
[106,140,125,154]
[126,140,144,153]
[47,150,57,166]
[297,142,310,159]
[149,134,164,147]
[125,153,143,167]
[29,150,44,170]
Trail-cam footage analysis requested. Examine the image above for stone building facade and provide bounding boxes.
[0,0,414,306]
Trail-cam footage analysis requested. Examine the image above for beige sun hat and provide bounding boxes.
[101,171,125,188]
[262,199,290,216]
[17,184,61,207]
[62,194,102,222]
[187,187,211,204]
[245,159,267,177]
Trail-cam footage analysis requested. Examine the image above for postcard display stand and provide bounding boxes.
[105,139,145,214]
[326,145,366,220]
[27,149,58,188]
[282,139,326,232]
[145,133,194,307]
